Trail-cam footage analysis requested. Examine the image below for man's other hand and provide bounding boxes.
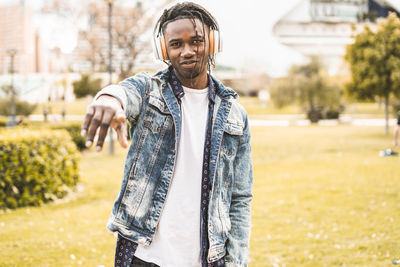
[81,95,128,152]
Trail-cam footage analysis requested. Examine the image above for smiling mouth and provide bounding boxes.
[180,61,198,69]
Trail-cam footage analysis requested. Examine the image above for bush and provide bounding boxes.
[0,117,6,127]
[307,109,323,123]
[270,57,344,122]
[52,122,86,151]
[324,109,340,119]
[0,98,37,116]
[73,74,102,98]
[0,129,80,209]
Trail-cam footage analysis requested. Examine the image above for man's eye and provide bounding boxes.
[193,40,203,44]
[170,42,180,47]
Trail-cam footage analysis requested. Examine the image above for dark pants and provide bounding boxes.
[115,234,159,267]
[131,256,160,267]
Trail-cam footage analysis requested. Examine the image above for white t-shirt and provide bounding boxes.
[134,86,209,267]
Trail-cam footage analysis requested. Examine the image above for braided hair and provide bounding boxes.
[155,2,219,68]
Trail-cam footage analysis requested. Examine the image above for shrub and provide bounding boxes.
[52,122,86,151]
[0,129,80,209]
[270,57,344,122]
[0,117,6,128]
[73,74,102,98]
[0,98,37,116]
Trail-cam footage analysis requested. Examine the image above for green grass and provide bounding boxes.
[250,126,400,266]
[31,97,392,120]
[237,97,394,119]
[237,97,303,116]
[33,98,92,116]
[1,125,400,266]
[0,147,127,266]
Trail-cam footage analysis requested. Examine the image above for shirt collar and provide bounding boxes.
[169,67,216,104]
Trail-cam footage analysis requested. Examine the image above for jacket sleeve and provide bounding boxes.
[94,73,149,123]
[224,113,253,267]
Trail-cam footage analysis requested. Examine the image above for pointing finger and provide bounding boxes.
[86,108,103,147]
[81,105,95,136]
[96,109,115,151]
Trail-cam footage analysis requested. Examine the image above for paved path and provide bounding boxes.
[249,118,397,127]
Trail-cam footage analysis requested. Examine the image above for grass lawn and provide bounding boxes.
[1,125,400,266]
[250,125,400,266]
[238,97,394,120]
[32,98,93,116]
[32,97,393,120]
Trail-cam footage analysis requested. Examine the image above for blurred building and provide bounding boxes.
[0,1,47,74]
[273,0,400,75]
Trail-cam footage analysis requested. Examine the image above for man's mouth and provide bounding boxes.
[180,60,198,69]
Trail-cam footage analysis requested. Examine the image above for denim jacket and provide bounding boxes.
[99,68,253,266]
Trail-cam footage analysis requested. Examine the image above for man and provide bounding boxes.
[81,2,253,267]
[394,111,400,147]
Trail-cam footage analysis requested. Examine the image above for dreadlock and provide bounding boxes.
[155,2,219,68]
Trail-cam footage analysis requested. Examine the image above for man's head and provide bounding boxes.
[154,2,220,88]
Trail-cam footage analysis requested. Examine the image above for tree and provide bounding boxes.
[42,1,158,79]
[270,57,343,122]
[345,13,400,135]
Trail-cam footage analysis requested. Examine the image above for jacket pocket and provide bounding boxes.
[143,94,171,133]
[224,119,244,136]
[221,119,243,156]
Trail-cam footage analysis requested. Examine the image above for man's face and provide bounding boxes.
[163,18,209,86]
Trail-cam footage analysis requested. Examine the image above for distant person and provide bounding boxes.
[81,2,253,267]
[394,111,400,147]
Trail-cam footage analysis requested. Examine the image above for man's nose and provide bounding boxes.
[181,43,195,58]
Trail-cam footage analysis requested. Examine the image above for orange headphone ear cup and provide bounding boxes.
[159,36,168,60]
[209,30,215,55]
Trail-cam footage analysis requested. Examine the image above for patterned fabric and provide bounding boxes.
[115,235,138,267]
[114,68,225,267]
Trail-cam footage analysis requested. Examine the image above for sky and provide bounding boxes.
[1,0,306,77]
[192,0,305,76]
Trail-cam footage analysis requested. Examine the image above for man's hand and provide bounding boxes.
[81,95,128,152]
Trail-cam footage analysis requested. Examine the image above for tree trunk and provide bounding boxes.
[385,94,389,136]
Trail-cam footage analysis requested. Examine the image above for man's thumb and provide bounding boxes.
[115,108,126,123]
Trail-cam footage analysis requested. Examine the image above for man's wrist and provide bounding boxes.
[94,84,127,110]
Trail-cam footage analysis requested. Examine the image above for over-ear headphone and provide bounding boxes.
[153,24,222,61]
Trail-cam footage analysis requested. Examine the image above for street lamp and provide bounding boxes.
[6,49,17,127]
[107,0,115,155]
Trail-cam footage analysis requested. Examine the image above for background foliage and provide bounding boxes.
[0,129,80,209]
[0,98,37,117]
[345,12,400,134]
[51,122,87,151]
[270,57,343,122]
[72,74,102,98]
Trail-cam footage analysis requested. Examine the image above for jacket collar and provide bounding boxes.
[154,67,238,101]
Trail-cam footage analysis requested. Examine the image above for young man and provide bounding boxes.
[81,2,253,267]
[394,111,400,147]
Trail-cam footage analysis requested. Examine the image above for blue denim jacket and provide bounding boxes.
[99,68,253,266]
